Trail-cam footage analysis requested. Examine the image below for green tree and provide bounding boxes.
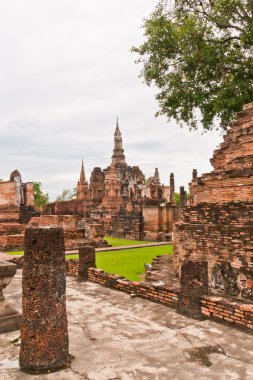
[33,182,49,208]
[55,188,76,202]
[133,0,253,131]
[175,192,180,206]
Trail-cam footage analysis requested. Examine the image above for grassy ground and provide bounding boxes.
[7,251,23,255]
[68,244,173,281]
[104,236,154,246]
[7,237,173,281]
[7,236,154,255]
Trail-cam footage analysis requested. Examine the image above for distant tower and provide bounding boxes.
[77,159,89,200]
[169,173,175,204]
[111,118,126,167]
[154,168,160,184]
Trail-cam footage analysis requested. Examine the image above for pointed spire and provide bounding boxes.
[79,158,86,182]
[114,116,121,136]
[154,168,160,183]
[112,117,126,166]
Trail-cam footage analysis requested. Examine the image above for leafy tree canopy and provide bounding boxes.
[133,0,253,131]
[55,187,76,202]
[33,182,49,209]
[175,192,180,206]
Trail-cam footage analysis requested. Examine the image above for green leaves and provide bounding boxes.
[33,182,49,209]
[133,0,253,131]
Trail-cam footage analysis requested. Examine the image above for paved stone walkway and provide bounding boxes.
[1,270,253,379]
[0,252,19,261]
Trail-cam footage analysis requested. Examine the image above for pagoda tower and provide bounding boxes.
[110,118,128,178]
[76,159,89,200]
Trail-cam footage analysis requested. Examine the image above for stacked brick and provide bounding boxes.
[87,268,179,307]
[65,257,253,332]
[190,103,253,204]
[0,171,37,251]
[201,296,253,331]
[174,102,253,302]
[110,212,143,241]
[66,259,79,277]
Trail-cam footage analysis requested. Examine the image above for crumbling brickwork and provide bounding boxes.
[42,122,178,242]
[0,170,37,251]
[174,102,253,301]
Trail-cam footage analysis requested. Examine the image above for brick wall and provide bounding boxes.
[174,102,253,303]
[87,268,179,308]
[201,296,253,331]
[0,234,24,251]
[64,261,253,332]
[66,259,79,276]
[174,202,253,300]
[0,182,20,207]
[7,254,251,333]
[109,213,143,240]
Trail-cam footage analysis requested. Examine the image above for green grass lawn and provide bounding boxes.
[7,251,23,255]
[104,236,153,247]
[7,236,173,282]
[7,236,153,255]
[68,244,173,281]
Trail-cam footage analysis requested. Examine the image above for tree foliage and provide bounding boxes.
[133,0,253,131]
[33,182,49,209]
[55,187,76,202]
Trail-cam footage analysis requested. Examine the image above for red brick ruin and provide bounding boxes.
[42,119,178,241]
[174,102,253,302]
[1,103,253,337]
[0,170,37,251]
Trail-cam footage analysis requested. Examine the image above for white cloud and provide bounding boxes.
[0,1,221,200]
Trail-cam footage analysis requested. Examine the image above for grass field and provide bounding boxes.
[97,245,172,281]
[104,236,154,247]
[7,236,153,255]
[68,244,173,281]
[7,251,23,255]
[7,237,173,281]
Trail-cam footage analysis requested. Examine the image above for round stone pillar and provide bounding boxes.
[19,227,69,372]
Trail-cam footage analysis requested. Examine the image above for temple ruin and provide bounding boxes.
[174,102,253,301]
[0,171,37,251]
[43,120,178,241]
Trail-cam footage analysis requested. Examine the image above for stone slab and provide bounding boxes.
[0,270,253,379]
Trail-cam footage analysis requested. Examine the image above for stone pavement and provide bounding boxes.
[0,270,253,380]
[0,252,19,261]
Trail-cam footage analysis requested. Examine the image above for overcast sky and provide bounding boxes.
[0,0,221,200]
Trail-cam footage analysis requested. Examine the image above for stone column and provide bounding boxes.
[169,173,175,203]
[78,246,96,280]
[192,169,198,180]
[178,260,208,319]
[19,227,69,372]
[180,186,186,207]
[184,190,187,206]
